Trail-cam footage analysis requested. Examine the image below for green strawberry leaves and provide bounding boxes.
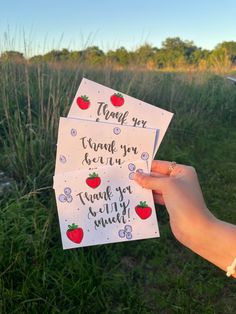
[114,92,123,98]
[81,95,90,101]
[138,201,148,208]
[89,172,99,178]
[68,223,78,230]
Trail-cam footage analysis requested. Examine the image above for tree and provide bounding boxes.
[190,49,210,67]
[214,41,236,64]
[29,54,44,63]
[153,49,168,69]
[107,47,130,67]
[69,51,82,62]
[82,46,105,66]
[208,48,231,70]
[161,37,198,68]
[134,43,155,67]
[41,49,69,62]
[0,51,25,62]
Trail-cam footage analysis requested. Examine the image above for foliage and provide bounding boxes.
[0,50,24,62]
[0,63,236,313]
[215,41,236,63]
[2,37,236,71]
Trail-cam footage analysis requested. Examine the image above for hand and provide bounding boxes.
[134,160,236,277]
[134,160,214,245]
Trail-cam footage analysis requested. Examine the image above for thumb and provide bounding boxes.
[134,172,167,191]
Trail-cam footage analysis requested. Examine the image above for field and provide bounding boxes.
[0,62,236,313]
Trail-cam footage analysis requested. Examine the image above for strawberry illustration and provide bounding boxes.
[110,93,124,107]
[86,172,101,189]
[135,201,152,220]
[76,95,90,110]
[66,223,84,244]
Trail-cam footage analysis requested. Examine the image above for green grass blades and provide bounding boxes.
[0,62,236,313]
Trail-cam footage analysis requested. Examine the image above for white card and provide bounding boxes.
[68,78,173,154]
[55,117,158,175]
[53,161,159,250]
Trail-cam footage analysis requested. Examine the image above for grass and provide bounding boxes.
[0,61,236,313]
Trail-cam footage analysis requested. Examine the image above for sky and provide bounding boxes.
[0,0,236,56]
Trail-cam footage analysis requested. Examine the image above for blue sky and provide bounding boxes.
[0,0,236,55]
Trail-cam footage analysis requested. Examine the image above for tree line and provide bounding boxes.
[1,37,236,71]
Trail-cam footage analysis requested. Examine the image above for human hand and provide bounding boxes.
[134,160,215,247]
[134,160,236,276]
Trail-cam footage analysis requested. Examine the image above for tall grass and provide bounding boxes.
[0,61,236,313]
[1,61,235,190]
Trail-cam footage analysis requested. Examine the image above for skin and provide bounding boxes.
[134,160,236,278]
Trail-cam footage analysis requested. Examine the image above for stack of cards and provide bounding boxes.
[53,78,173,249]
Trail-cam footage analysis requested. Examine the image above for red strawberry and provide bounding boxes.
[86,172,101,189]
[135,201,152,220]
[110,93,124,107]
[76,95,90,110]
[66,223,83,244]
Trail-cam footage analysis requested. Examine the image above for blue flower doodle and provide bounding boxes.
[128,163,136,180]
[113,127,121,135]
[128,163,135,171]
[71,128,77,137]
[118,225,133,240]
[58,187,73,203]
[59,155,67,163]
[141,152,149,160]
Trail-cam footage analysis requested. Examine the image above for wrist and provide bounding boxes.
[177,214,236,276]
[185,212,218,252]
[172,208,216,251]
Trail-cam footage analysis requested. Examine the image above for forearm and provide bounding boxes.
[179,215,236,278]
[134,161,236,277]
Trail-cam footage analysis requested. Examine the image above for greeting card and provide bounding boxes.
[53,78,173,250]
[68,78,173,154]
[53,161,159,249]
[55,117,158,175]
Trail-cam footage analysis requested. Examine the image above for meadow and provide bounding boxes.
[0,61,236,313]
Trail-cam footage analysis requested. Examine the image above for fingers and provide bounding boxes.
[149,172,165,194]
[134,172,167,190]
[153,193,165,205]
[134,171,166,203]
[151,160,186,176]
[151,160,175,175]
[150,171,166,179]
